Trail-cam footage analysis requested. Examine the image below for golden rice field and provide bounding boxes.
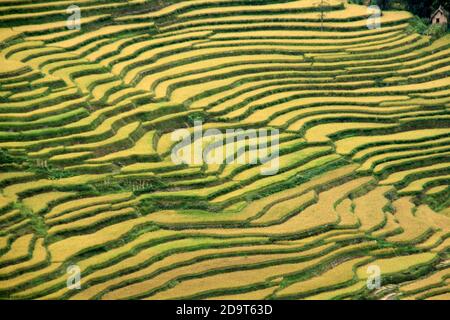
[0,0,449,300]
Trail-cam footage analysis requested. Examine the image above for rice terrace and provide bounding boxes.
[0,0,449,301]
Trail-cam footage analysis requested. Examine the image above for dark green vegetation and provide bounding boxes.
[0,0,449,300]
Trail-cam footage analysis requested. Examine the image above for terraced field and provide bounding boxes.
[0,0,449,300]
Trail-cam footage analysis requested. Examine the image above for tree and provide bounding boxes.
[432,0,450,11]
[372,0,449,18]
[406,0,433,18]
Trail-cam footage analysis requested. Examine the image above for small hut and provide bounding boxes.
[431,6,449,26]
